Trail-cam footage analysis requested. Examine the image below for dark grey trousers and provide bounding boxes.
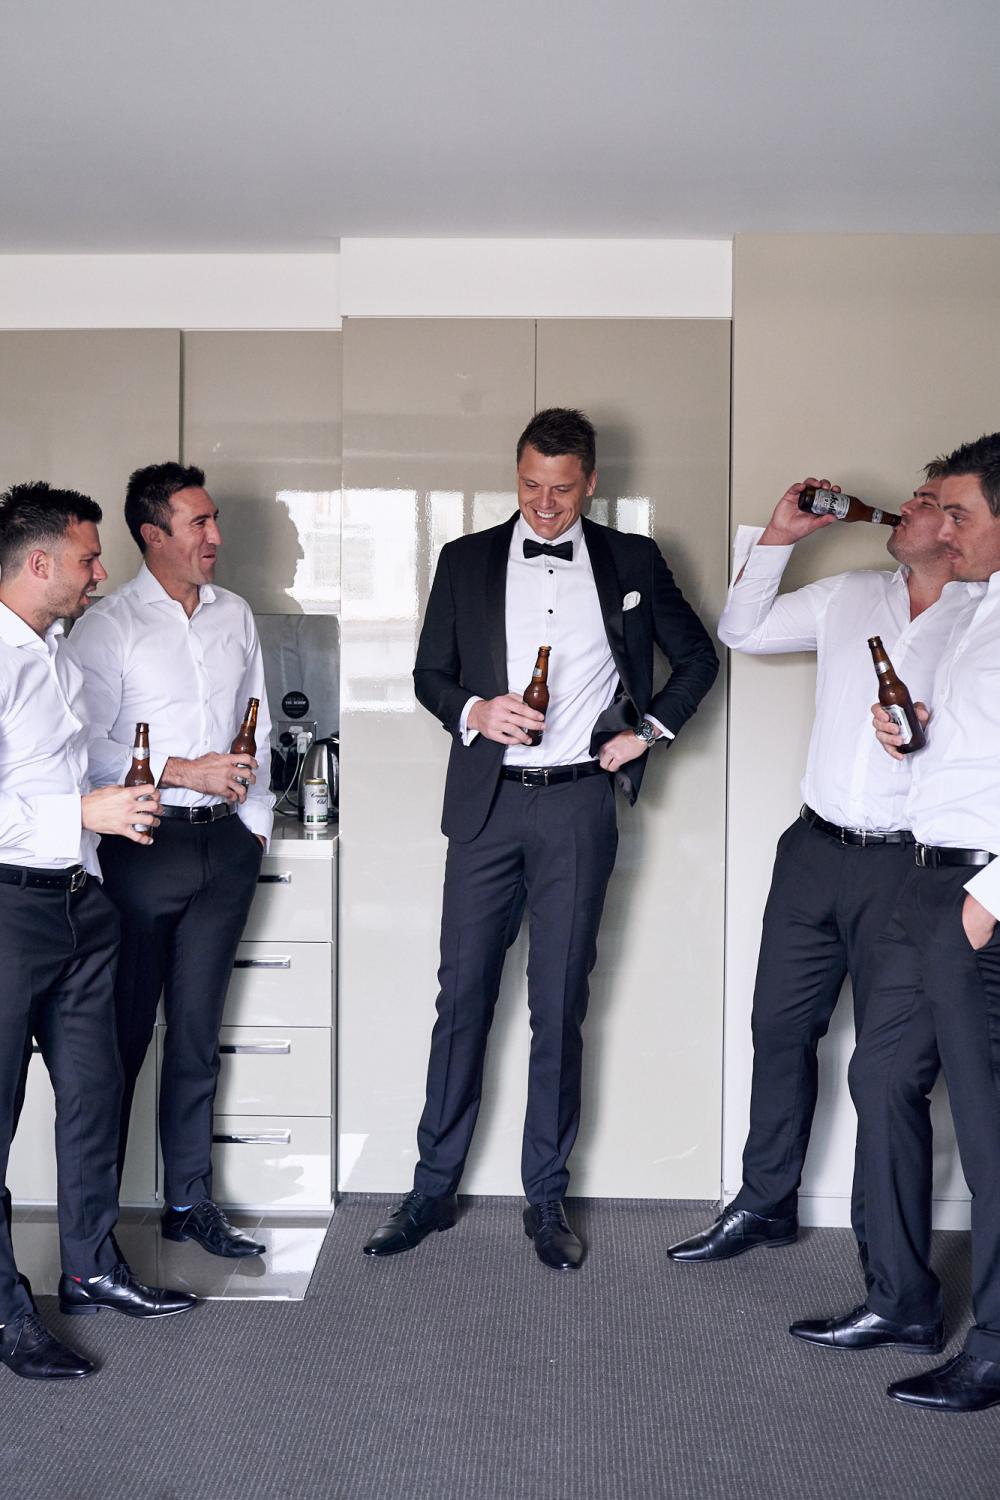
[733,816,920,1242]
[850,865,1000,1361]
[0,877,122,1324]
[99,813,262,1207]
[414,772,618,1204]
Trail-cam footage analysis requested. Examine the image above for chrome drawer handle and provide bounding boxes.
[233,957,291,969]
[258,872,292,884]
[212,1131,292,1146]
[219,1042,292,1055]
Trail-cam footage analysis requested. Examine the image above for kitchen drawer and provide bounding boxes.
[214,1026,331,1116]
[8,1046,158,1207]
[242,852,336,943]
[222,941,333,1027]
[211,1114,332,1208]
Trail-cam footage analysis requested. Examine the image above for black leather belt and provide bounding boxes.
[0,863,87,891]
[914,844,996,869]
[800,805,913,847]
[158,803,235,824]
[501,761,608,787]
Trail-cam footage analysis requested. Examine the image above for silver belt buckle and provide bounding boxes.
[915,844,928,868]
[69,867,87,892]
[858,830,868,847]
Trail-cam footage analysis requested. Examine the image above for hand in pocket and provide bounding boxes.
[963,893,997,951]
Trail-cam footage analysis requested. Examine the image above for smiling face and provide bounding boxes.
[886,479,951,568]
[146,486,222,591]
[516,445,597,540]
[49,519,108,620]
[937,472,1000,582]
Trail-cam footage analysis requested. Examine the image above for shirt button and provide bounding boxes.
[548,608,553,614]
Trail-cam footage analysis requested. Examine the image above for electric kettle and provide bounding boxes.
[298,736,339,822]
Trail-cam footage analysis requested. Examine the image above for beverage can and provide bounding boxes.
[302,778,329,828]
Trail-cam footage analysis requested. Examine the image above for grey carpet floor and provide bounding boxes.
[0,1197,995,1500]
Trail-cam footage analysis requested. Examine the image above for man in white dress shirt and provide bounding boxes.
[669,467,980,1266]
[65,463,274,1262]
[0,482,194,1384]
[794,431,1000,1413]
[363,408,719,1270]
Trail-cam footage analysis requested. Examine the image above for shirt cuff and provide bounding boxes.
[643,716,673,742]
[734,524,794,578]
[238,804,273,850]
[148,750,170,788]
[460,696,483,746]
[964,862,1000,923]
[34,793,84,861]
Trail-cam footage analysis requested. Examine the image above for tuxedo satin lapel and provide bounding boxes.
[485,515,516,694]
[583,519,630,691]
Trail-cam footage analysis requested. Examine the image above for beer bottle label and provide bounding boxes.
[886,704,913,745]
[132,747,149,759]
[809,492,850,519]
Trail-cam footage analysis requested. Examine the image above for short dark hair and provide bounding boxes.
[516,408,596,476]
[938,432,1000,518]
[0,480,102,575]
[923,455,949,481]
[124,462,206,552]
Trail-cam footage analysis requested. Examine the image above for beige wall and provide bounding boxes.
[726,235,1000,1224]
[338,317,730,1197]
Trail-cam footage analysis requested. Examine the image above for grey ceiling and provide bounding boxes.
[4,0,999,251]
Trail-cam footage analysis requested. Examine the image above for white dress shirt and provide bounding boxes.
[460,516,668,766]
[889,572,1000,919]
[64,563,274,843]
[0,603,99,874]
[719,525,983,830]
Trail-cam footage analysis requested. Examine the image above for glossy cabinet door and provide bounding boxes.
[0,330,180,589]
[338,317,730,1198]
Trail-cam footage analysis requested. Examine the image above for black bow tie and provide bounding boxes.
[523,538,573,562]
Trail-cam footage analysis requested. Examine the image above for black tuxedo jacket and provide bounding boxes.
[414,514,719,842]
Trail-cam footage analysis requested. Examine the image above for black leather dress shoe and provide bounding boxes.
[789,1303,944,1352]
[162,1199,265,1258]
[0,1312,94,1380]
[888,1352,1000,1411]
[363,1191,458,1256]
[523,1201,584,1271]
[667,1206,798,1263]
[59,1262,197,1319]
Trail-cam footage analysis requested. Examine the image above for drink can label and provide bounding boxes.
[887,704,913,745]
[303,779,329,826]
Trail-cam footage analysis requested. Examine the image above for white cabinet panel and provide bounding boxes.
[223,942,333,1027]
[214,1026,331,1116]
[242,852,336,942]
[211,1115,332,1208]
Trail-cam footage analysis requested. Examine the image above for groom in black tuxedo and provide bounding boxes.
[364,408,718,1270]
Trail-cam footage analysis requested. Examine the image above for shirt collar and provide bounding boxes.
[0,600,64,654]
[513,514,585,555]
[133,561,217,607]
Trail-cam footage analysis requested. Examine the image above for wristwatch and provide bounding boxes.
[633,719,657,746]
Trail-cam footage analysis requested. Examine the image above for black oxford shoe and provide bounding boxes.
[888,1352,1000,1411]
[162,1199,265,1258]
[667,1206,798,1263]
[59,1262,197,1319]
[0,1312,94,1380]
[523,1201,584,1271]
[363,1191,458,1256]
[789,1303,944,1353]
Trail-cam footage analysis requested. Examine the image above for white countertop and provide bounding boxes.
[269,813,338,856]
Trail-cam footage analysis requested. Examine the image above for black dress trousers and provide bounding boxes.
[732,816,920,1236]
[99,813,263,1207]
[414,772,619,1205]
[0,877,122,1324]
[850,865,1000,1360]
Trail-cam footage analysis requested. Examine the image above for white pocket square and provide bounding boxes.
[622,591,641,611]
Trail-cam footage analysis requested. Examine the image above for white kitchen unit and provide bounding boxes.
[8,819,338,1212]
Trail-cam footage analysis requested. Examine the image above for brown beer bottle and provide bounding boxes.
[798,486,901,528]
[231,698,259,757]
[868,636,926,754]
[523,647,550,748]
[124,722,156,834]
